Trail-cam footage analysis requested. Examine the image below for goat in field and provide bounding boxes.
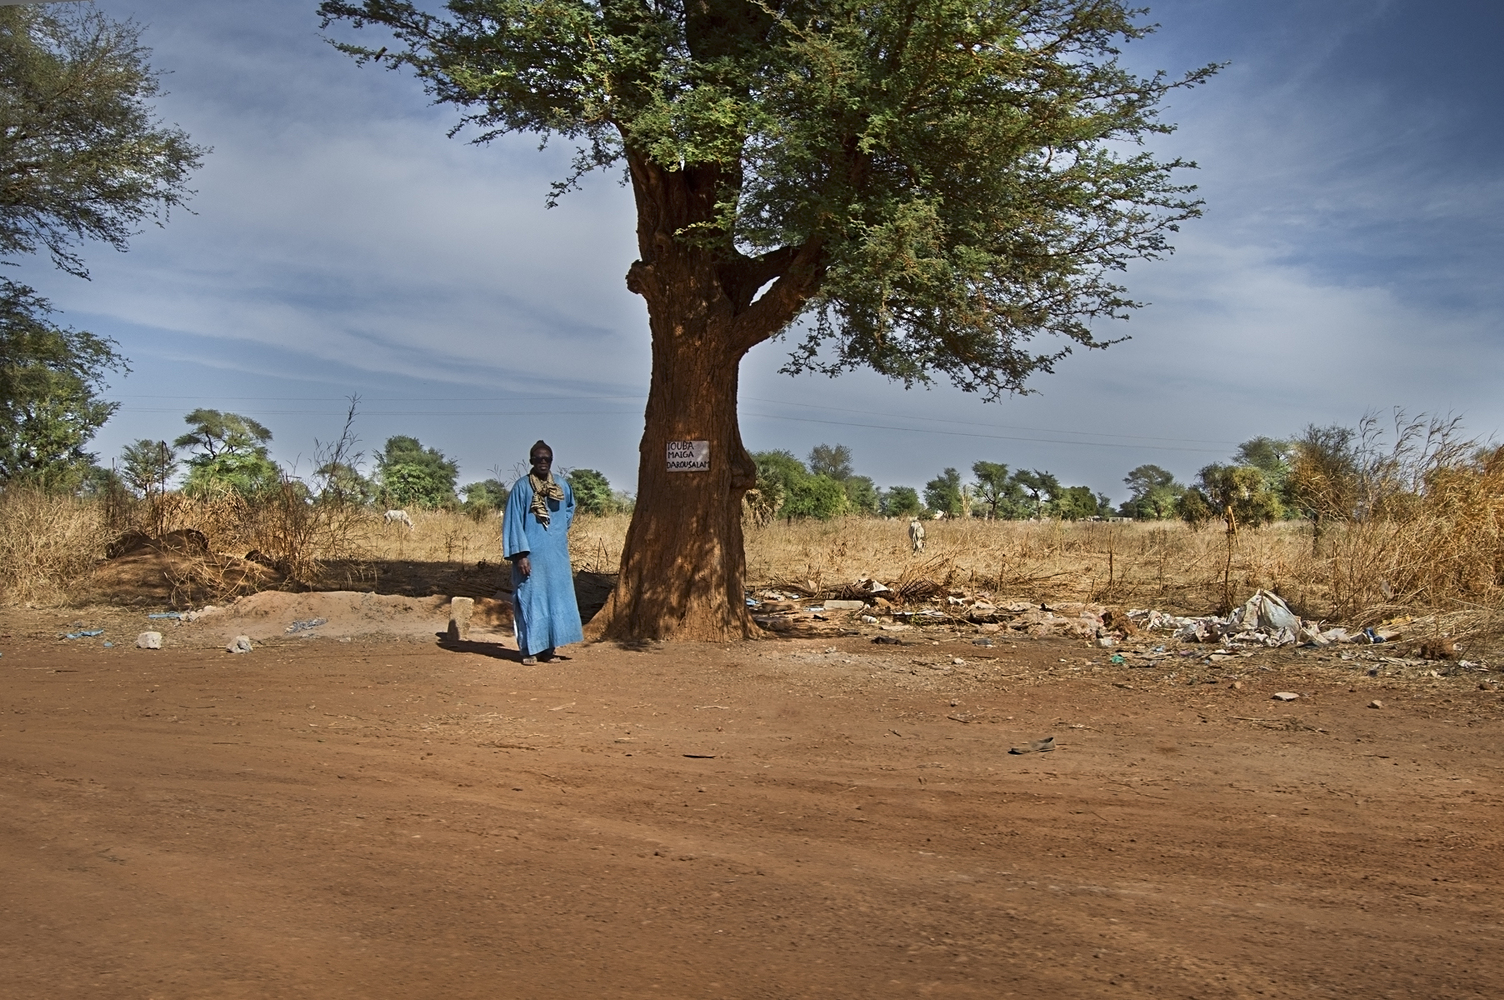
[383,509,415,530]
[908,517,926,553]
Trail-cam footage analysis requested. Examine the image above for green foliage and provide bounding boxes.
[971,461,1032,519]
[784,474,849,520]
[322,0,1215,398]
[314,461,374,505]
[842,474,880,516]
[120,438,177,498]
[1119,463,1182,520]
[1175,485,1213,529]
[750,449,847,519]
[808,443,853,481]
[566,468,615,515]
[923,467,964,518]
[174,409,279,498]
[376,435,458,508]
[1185,463,1283,536]
[183,450,282,499]
[1050,485,1101,521]
[460,477,509,515]
[881,486,923,518]
[0,4,206,277]
[0,280,124,490]
[175,409,272,461]
[1009,469,1061,519]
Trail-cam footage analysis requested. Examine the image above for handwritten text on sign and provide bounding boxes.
[666,440,710,472]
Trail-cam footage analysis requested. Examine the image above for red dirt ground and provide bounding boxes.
[3,623,1502,998]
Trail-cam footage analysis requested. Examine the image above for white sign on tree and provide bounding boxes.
[666,440,709,472]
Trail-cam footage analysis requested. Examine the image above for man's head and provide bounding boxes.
[529,440,553,477]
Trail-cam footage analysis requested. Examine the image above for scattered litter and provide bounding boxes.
[1095,636,1114,648]
[1109,654,1126,665]
[1271,691,1300,702]
[1009,737,1056,755]
[872,636,904,645]
[226,635,253,654]
[136,632,162,649]
[825,599,865,611]
[63,629,104,640]
[102,642,114,648]
[860,615,878,623]
[147,612,181,620]
[973,638,994,647]
[285,618,328,634]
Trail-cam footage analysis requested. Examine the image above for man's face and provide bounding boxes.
[531,449,553,476]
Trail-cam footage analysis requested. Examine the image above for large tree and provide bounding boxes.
[321,0,1213,640]
[1,3,205,277]
[0,279,125,488]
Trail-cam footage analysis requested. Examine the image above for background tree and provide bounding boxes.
[1050,484,1102,521]
[0,281,124,489]
[375,434,458,509]
[1119,463,1182,520]
[1182,463,1282,537]
[1287,423,1359,544]
[460,477,510,518]
[842,475,880,516]
[566,468,616,516]
[1234,436,1291,510]
[176,409,280,497]
[1010,469,1061,520]
[751,449,848,521]
[971,461,1029,519]
[120,438,177,499]
[881,486,923,518]
[807,443,853,481]
[322,0,1213,640]
[1,3,206,277]
[923,468,965,518]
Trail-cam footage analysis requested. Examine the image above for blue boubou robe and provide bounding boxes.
[502,476,585,655]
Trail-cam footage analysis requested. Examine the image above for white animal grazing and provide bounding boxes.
[908,517,926,553]
[383,509,414,530]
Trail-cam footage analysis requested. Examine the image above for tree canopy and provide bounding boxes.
[322,0,1212,399]
[376,434,459,508]
[0,3,206,277]
[0,280,124,489]
[176,409,281,497]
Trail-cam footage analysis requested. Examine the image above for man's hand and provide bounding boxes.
[515,555,531,579]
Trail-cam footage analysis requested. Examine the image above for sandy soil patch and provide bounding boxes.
[2,625,1502,998]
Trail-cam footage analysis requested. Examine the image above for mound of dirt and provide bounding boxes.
[84,532,283,605]
[186,591,513,644]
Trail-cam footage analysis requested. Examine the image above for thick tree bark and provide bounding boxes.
[589,150,821,642]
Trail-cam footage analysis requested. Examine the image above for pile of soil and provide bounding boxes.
[83,530,283,605]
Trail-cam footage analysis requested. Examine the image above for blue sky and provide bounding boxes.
[13,0,1504,503]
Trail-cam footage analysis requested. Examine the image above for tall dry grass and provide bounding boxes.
[0,489,112,605]
[7,476,1504,640]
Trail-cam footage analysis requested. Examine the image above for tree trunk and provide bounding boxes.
[588,151,814,642]
[589,318,759,642]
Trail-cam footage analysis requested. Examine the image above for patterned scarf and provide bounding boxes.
[528,471,564,527]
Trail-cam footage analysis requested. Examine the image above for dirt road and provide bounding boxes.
[3,632,1501,998]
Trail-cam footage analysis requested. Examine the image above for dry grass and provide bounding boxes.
[7,486,1504,646]
[0,489,112,606]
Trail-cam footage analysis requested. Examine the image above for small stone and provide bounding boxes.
[1368,699,1384,709]
[1230,681,1244,690]
[226,635,253,654]
[1271,691,1299,701]
[136,631,162,650]
[860,615,878,623]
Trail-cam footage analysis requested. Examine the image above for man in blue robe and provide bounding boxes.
[502,440,584,663]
